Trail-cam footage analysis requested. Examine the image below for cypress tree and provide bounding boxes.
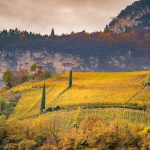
[40,83,46,113]
[50,28,55,37]
[69,70,72,88]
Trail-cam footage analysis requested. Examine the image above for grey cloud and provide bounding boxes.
[0,0,136,34]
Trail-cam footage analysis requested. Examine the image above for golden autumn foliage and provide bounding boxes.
[0,71,150,149]
[5,71,150,119]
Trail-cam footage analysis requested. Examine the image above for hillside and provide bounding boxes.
[5,71,149,120]
[105,0,150,33]
[1,0,150,148]
[0,71,150,149]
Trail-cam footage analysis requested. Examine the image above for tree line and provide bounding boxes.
[0,28,149,58]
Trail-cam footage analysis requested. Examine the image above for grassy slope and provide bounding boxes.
[7,71,150,119]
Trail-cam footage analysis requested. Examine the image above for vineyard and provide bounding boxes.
[0,71,150,149]
[3,71,148,120]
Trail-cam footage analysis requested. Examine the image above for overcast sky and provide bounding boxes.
[0,0,136,35]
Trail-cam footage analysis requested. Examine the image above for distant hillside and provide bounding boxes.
[105,0,150,33]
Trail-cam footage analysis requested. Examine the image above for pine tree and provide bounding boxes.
[40,83,46,113]
[69,70,72,88]
[50,28,55,37]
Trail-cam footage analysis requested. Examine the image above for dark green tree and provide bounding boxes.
[104,25,110,32]
[2,70,14,88]
[30,63,37,74]
[69,70,72,88]
[50,28,55,37]
[40,83,46,113]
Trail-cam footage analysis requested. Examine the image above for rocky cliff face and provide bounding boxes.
[105,0,150,33]
[0,50,100,85]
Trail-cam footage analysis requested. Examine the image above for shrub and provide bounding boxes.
[46,106,61,112]
[46,107,53,112]
[18,141,26,150]
[41,71,53,79]
[30,63,37,74]
[39,144,58,150]
[18,140,36,150]
[4,135,21,143]
[54,106,61,111]
[0,99,10,116]
[0,124,7,145]
[2,70,14,88]
[62,116,145,149]
[3,143,18,150]
[35,135,47,146]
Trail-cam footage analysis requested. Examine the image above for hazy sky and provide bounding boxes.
[0,0,136,35]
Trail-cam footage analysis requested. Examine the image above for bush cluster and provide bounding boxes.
[46,106,61,112]
[0,115,150,150]
[2,63,54,88]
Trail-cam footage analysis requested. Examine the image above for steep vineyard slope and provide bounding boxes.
[5,71,150,119]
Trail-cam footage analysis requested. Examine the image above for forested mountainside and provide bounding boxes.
[0,29,150,85]
[105,0,150,33]
[0,28,150,57]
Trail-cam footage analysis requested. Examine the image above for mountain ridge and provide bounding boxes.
[105,0,150,33]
